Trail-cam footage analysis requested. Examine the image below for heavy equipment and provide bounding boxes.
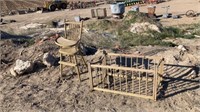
[43,0,68,11]
[115,0,143,6]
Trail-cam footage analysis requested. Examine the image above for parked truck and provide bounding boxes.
[43,0,68,11]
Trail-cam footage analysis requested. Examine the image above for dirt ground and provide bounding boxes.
[1,0,200,28]
[0,0,200,112]
[0,0,98,14]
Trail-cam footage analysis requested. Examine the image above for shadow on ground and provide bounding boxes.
[159,64,199,99]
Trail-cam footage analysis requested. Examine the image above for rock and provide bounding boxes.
[43,53,56,67]
[177,45,187,51]
[57,20,64,28]
[194,35,200,38]
[52,20,64,28]
[36,10,43,13]
[10,68,17,77]
[172,15,180,19]
[134,51,140,54]
[162,14,169,18]
[130,22,161,34]
[157,50,178,64]
[13,59,34,75]
[42,36,49,41]
[189,70,197,79]
[17,10,27,15]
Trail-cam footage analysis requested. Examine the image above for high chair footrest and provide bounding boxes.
[59,61,76,66]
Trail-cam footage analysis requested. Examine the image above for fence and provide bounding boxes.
[88,52,164,100]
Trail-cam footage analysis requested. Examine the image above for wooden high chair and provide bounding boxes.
[55,20,87,82]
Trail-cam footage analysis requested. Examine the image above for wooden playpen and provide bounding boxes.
[88,52,164,100]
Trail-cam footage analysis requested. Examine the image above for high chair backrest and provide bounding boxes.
[64,19,83,41]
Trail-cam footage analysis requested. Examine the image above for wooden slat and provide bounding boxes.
[107,53,162,60]
[88,63,94,90]
[91,65,154,73]
[59,61,76,66]
[88,51,164,101]
[106,73,153,81]
[93,88,154,100]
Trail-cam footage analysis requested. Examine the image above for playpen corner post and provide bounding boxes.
[88,62,94,91]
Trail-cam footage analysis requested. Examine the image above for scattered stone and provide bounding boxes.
[162,14,169,18]
[36,10,43,13]
[43,53,56,67]
[189,69,197,79]
[194,35,200,38]
[177,45,187,51]
[172,15,180,19]
[17,10,27,15]
[42,36,49,41]
[13,59,34,75]
[9,10,18,15]
[185,31,192,35]
[134,51,140,54]
[74,16,81,22]
[10,68,17,77]
[130,22,161,34]
[52,20,65,28]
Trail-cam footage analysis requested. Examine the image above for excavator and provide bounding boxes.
[43,0,68,11]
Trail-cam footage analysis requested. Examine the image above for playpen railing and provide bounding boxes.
[88,53,164,100]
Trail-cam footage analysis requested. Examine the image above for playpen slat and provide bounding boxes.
[120,70,122,91]
[89,52,163,100]
[88,63,93,90]
[146,72,148,95]
[100,68,102,88]
[139,71,141,94]
[126,70,128,92]
[108,68,111,90]
[90,65,154,73]
[114,69,116,90]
